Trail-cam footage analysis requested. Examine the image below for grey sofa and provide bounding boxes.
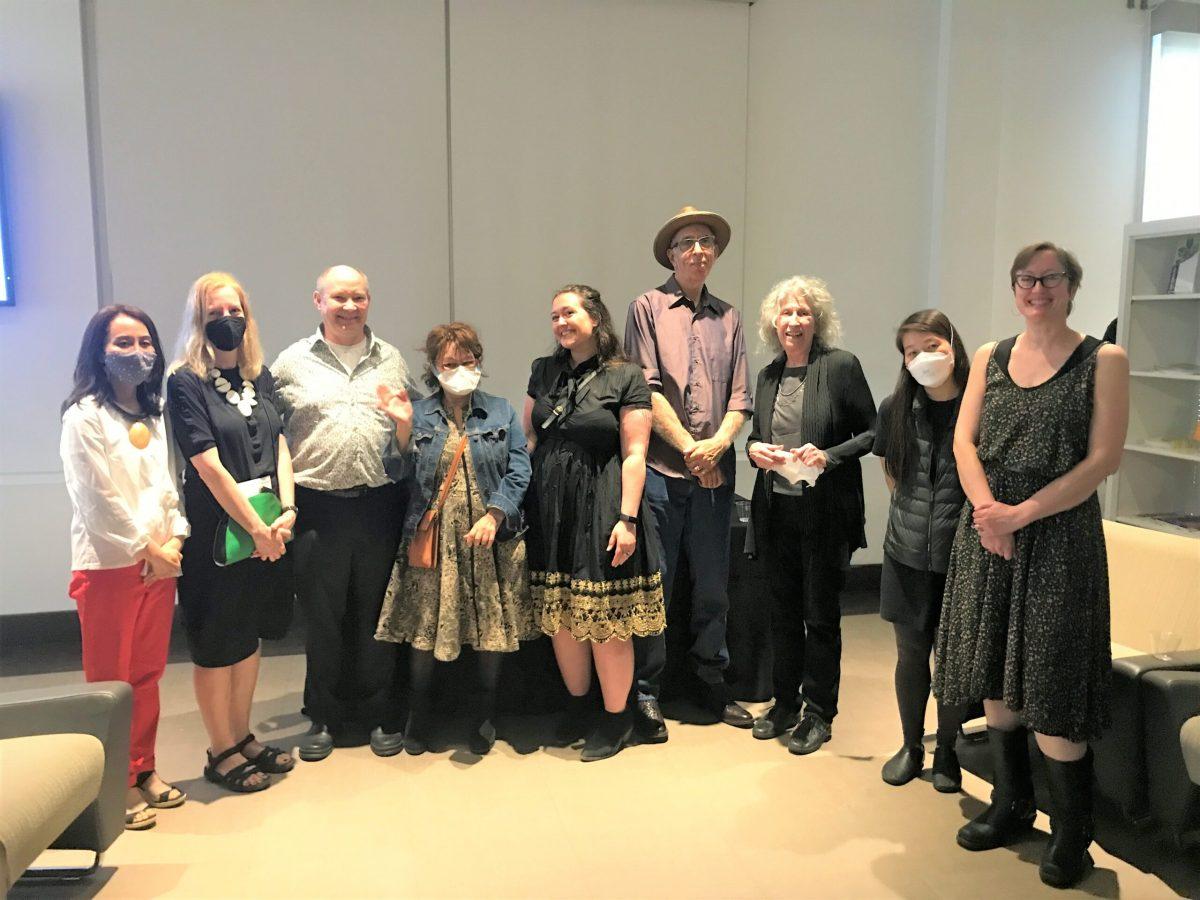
[0,682,131,888]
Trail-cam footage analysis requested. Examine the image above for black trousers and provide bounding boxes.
[294,483,405,732]
[765,493,849,723]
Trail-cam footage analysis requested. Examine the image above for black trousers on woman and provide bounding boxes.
[765,493,849,723]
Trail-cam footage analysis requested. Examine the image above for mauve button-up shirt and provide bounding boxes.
[624,276,753,480]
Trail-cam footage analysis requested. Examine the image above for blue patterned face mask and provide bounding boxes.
[104,350,157,386]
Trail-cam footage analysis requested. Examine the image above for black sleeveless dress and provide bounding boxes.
[933,336,1111,742]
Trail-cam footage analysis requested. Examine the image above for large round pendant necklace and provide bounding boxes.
[210,369,257,417]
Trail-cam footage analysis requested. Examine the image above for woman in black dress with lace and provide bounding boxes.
[933,243,1129,888]
[523,285,665,762]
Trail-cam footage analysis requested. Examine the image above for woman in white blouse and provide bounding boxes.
[61,305,189,831]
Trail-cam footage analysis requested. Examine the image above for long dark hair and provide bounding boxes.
[552,284,626,368]
[62,305,166,417]
[882,309,969,485]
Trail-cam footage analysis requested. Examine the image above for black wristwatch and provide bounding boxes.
[618,513,639,525]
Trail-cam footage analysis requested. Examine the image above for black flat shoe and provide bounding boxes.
[752,705,799,740]
[881,745,924,786]
[236,733,296,773]
[931,744,962,793]
[581,709,632,762]
[468,720,497,756]
[721,702,755,729]
[370,726,405,758]
[297,724,333,762]
[787,713,832,756]
[633,698,668,744]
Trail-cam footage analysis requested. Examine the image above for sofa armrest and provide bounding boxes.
[1142,670,1200,840]
[0,682,131,854]
[1184,717,1200,786]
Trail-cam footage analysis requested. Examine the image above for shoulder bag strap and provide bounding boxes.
[426,433,469,521]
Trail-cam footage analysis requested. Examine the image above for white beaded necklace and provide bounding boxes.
[210,368,257,417]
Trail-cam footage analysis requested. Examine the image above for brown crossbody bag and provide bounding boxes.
[407,433,469,569]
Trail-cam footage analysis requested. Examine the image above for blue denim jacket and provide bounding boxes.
[384,389,530,541]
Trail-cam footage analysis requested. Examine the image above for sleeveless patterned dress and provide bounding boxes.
[933,336,1111,742]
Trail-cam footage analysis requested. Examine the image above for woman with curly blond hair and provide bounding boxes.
[745,275,876,755]
[167,272,296,793]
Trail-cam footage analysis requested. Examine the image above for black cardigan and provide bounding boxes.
[745,344,876,557]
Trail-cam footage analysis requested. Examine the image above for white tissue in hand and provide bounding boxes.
[777,445,821,486]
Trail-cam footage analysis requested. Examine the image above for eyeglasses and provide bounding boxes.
[670,235,717,253]
[1014,272,1067,290]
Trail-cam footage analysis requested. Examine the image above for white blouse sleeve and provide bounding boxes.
[60,405,151,558]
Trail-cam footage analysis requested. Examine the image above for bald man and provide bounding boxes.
[272,266,414,761]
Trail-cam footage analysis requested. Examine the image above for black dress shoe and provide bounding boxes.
[633,699,668,744]
[931,743,962,793]
[721,702,754,729]
[298,724,334,762]
[787,713,832,755]
[752,705,799,740]
[468,720,497,756]
[881,745,924,785]
[369,726,404,758]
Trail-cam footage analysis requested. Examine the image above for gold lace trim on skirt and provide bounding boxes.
[531,570,665,643]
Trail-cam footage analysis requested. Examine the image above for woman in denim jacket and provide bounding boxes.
[375,322,536,755]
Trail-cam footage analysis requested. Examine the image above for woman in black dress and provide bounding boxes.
[933,243,1129,888]
[523,285,665,762]
[167,272,297,793]
[745,275,876,756]
[873,309,971,791]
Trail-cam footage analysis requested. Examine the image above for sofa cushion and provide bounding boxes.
[1184,717,1200,786]
[0,733,104,889]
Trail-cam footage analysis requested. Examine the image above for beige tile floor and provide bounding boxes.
[7,615,1182,899]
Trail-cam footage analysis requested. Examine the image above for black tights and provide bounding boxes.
[407,649,504,732]
[894,621,967,748]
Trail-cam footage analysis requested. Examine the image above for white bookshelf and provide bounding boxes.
[1106,216,1200,539]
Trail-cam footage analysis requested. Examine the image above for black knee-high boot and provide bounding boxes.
[957,726,1036,851]
[1040,749,1094,888]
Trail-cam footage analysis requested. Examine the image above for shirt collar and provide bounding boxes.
[430,389,487,421]
[663,274,713,312]
[313,324,376,355]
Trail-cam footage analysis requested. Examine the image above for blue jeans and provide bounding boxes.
[635,467,733,700]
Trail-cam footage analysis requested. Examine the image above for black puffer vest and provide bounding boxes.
[883,392,963,574]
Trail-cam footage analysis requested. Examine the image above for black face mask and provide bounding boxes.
[205,316,247,352]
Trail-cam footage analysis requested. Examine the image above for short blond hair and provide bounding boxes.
[757,275,842,352]
[171,271,264,380]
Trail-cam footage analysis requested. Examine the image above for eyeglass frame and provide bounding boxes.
[1013,271,1069,290]
[670,235,718,254]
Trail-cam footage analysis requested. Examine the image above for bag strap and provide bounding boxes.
[427,433,469,519]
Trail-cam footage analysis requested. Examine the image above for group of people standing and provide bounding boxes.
[59,204,1127,890]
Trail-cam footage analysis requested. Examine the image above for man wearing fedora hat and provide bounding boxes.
[624,206,754,739]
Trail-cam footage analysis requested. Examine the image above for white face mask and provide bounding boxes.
[906,351,954,388]
[437,365,481,397]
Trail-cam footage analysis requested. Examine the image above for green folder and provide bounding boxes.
[213,489,287,566]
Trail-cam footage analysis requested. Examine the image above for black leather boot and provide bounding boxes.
[554,693,592,746]
[1040,750,1095,888]
[580,708,632,762]
[956,726,1036,851]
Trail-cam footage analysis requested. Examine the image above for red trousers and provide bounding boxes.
[69,565,176,787]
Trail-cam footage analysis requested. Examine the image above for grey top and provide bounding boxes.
[771,366,807,496]
[271,325,413,491]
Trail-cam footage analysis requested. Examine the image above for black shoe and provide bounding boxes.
[721,702,754,729]
[932,743,962,793]
[957,727,1036,851]
[370,726,405,758]
[632,698,668,744]
[580,709,632,762]
[298,723,334,762]
[403,711,429,756]
[554,693,592,747]
[468,720,497,756]
[1040,751,1095,888]
[787,713,832,755]
[881,745,924,785]
[752,704,799,740]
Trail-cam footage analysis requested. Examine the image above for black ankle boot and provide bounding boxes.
[403,709,429,756]
[957,727,1036,851]
[554,693,592,746]
[932,742,962,793]
[580,709,632,762]
[1040,750,1095,888]
[881,745,924,786]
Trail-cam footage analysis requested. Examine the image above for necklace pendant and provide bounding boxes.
[226,392,239,404]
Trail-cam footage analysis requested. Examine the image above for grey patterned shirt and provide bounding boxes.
[271,326,413,491]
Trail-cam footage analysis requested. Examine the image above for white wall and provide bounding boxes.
[0,0,101,613]
[0,0,1151,612]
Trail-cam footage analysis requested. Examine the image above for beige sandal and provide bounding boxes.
[125,801,157,831]
[136,770,187,808]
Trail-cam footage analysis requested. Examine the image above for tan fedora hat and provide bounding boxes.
[652,205,732,269]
